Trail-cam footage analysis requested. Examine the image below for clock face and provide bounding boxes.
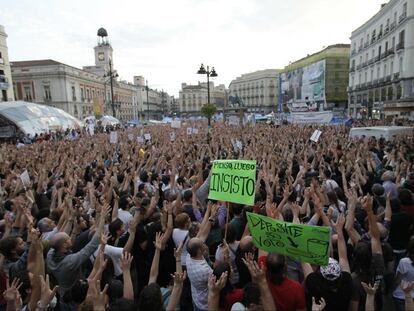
[98,52,105,61]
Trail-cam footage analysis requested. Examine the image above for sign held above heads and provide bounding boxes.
[187,128,192,135]
[247,212,330,266]
[144,133,151,141]
[310,130,322,142]
[208,160,256,205]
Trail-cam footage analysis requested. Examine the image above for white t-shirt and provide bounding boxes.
[172,228,189,265]
[186,255,212,310]
[91,245,123,276]
[393,257,414,300]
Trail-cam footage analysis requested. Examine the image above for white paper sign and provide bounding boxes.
[110,131,118,144]
[171,120,181,129]
[187,128,192,135]
[310,130,322,142]
[170,132,176,142]
[137,137,144,143]
[20,170,30,187]
[144,133,151,141]
[128,134,134,141]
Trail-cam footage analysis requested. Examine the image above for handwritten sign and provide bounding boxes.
[310,130,322,143]
[144,133,151,141]
[247,212,330,265]
[208,160,256,205]
[228,116,240,126]
[192,128,198,134]
[170,132,176,142]
[137,136,144,143]
[109,131,118,144]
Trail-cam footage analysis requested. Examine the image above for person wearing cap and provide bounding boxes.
[302,214,353,311]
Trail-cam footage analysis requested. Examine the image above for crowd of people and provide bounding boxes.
[0,122,413,311]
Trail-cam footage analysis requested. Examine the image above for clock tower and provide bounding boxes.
[94,27,113,73]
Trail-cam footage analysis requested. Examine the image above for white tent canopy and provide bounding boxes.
[0,101,82,136]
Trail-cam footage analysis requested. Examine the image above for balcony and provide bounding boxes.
[362,61,368,68]
[388,49,395,56]
[373,79,378,86]
[379,77,385,84]
[396,42,405,51]
[364,42,369,48]
[367,81,372,88]
[358,46,363,52]
[386,75,392,82]
[399,12,407,23]
[349,66,355,72]
[381,52,387,59]
[356,64,362,70]
[371,37,376,44]
[378,31,383,39]
[384,26,389,34]
[375,55,381,63]
[369,59,375,65]
[351,49,357,56]
[393,73,400,80]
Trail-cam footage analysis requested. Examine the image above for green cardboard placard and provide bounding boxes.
[246,212,330,266]
[208,160,256,206]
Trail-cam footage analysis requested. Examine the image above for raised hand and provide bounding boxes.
[119,251,133,272]
[312,297,326,311]
[154,231,165,251]
[39,274,59,308]
[171,271,186,287]
[174,242,184,260]
[208,272,228,294]
[361,282,379,296]
[242,256,266,284]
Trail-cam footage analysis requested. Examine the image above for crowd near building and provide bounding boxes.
[1,0,414,121]
[0,25,14,102]
[228,69,281,114]
[348,0,414,120]
[10,28,173,122]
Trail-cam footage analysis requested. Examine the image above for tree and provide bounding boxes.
[201,103,217,126]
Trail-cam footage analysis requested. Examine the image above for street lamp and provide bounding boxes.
[104,58,118,118]
[197,63,217,107]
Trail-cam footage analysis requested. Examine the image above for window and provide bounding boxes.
[403,2,407,14]
[399,57,403,73]
[44,85,51,100]
[365,53,368,62]
[399,30,405,44]
[377,67,380,79]
[386,18,390,27]
[394,12,397,22]
[86,89,90,100]
[81,88,84,101]
[392,37,395,49]
[385,41,388,51]
[364,72,368,82]
[390,62,394,74]
[378,45,382,56]
[384,64,387,77]
[370,69,374,81]
[0,52,3,64]
[24,86,32,101]
[71,86,76,101]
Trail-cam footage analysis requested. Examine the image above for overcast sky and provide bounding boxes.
[2,0,385,96]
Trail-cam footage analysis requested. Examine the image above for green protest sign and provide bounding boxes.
[246,212,330,266]
[208,160,256,206]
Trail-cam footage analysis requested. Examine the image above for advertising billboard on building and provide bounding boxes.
[280,60,326,111]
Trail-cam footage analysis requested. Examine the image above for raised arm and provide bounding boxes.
[334,214,350,273]
[148,232,164,284]
[119,252,134,300]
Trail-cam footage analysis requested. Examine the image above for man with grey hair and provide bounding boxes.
[38,217,58,241]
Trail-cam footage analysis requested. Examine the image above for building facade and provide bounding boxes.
[228,69,281,113]
[0,25,14,101]
[178,82,226,116]
[348,0,413,119]
[11,28,173,121]
[280,44,350,115]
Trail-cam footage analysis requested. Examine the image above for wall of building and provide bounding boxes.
[0,25,14,101]
[229,69,280,113]
[348,0,414,119]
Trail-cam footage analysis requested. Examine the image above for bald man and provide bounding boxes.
[235,236,258,288]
